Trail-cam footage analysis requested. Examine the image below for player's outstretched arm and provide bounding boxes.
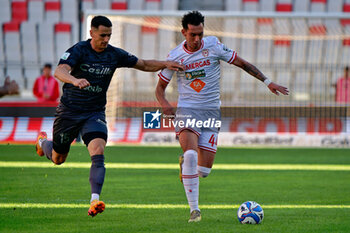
[155,78,175,116]
[133,59,184,72]
[54,64,90,89]
[232,55,289,96]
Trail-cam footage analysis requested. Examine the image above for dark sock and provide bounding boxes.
[89,155,106,195]
[42,140,53,162]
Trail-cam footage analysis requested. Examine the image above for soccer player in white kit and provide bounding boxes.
[156,11,289,222]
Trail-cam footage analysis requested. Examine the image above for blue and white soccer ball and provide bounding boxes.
[237,201,264,224]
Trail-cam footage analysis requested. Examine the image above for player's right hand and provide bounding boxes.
[267,82,289,96]
[162,103,175,119]
[73,78,90,89]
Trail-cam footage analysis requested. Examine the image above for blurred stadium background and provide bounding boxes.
[0,0,349,147]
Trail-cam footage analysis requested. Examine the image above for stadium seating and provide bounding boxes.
[328,0,344,12]
[311,70,329,97]
[82,0,94,11]
[129,0,144,10]
[95,0,111,10]
[324,19,341,65]
[0,0,11,24]
[294,0,309,12]
[180,0,224,10]
[45,1,60,24]
[0,23,5,68]
[138,12,159,92]
[38,22,55,66]
[221,17,239,95]
[293,71,311,101]
[111,0,128,10]
[290,19,308,65]
[11,0,28,23]
[243,0,259,11]
[61,0,79,42]
[28,0,44,23]
[307,0,326,66]
[55,23,72,63]
[260,0,275,11]
[6,65,24,90]
[225,0,242,11]
[0,0,349,102]
[145,0,160,10]
[0,31,4,81]
[341,3,350,65]
[3,22,22,66]
[161,0,178,10]
[4,20,25,89]
[256,18,273,65]
[21,21,40,91]
[21,22,39,66]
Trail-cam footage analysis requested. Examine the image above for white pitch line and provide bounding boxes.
[1,203,350,209]
[0,161,350,171]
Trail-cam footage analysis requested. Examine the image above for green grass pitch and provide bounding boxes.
[0,144,350,233]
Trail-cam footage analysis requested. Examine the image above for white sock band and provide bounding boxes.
[263,78,272,86]
[197,166,211,178]
[90,193,99,203]
[38,138,47,148]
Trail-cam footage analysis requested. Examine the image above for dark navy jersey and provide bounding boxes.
[58,39,138,112]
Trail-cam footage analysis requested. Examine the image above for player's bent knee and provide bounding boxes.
[52,158,65,165]
[198,166,211,178]
[52,153,67,165]
[88,143,105,155]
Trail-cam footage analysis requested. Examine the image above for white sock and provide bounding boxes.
[90,193,99,203]
[198,166,211,178]
[182,149,199,213]
[38,138,47,147]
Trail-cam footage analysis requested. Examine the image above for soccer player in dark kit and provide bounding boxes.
[35,15,183,217]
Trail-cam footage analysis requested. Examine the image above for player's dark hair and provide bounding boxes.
[91,15,112,28]
[182,11,204,29]
[44,63,52,69]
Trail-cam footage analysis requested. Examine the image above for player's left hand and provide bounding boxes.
[165,61,185,71]
[267,82,289,96]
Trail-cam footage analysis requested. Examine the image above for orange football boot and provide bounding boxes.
[88,200,105,217]
[35,132,47,157]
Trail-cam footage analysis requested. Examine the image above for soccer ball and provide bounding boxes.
[237,201,264,224]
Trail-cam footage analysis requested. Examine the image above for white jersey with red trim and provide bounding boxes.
[158,36,236,108]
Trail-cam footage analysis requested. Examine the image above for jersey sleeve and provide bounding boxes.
[157,53,176,84]
[213,37,237,64]
[58,43,82,68]
[115,48,138,68]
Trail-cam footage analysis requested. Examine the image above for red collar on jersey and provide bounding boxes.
[183,40,204,54]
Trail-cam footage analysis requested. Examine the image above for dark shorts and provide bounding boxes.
[52,105,108,154]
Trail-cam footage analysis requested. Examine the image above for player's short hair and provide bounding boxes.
[182,11,205,30]
[44,63,52,69]
[91,15,112,29]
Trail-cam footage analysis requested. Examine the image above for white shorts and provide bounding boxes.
[175,107,220,153]
[197,131,218,153]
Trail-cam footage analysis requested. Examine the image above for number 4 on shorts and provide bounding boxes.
[208,134,217,147]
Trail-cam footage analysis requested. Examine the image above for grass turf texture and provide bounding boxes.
[0,145,350,232]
